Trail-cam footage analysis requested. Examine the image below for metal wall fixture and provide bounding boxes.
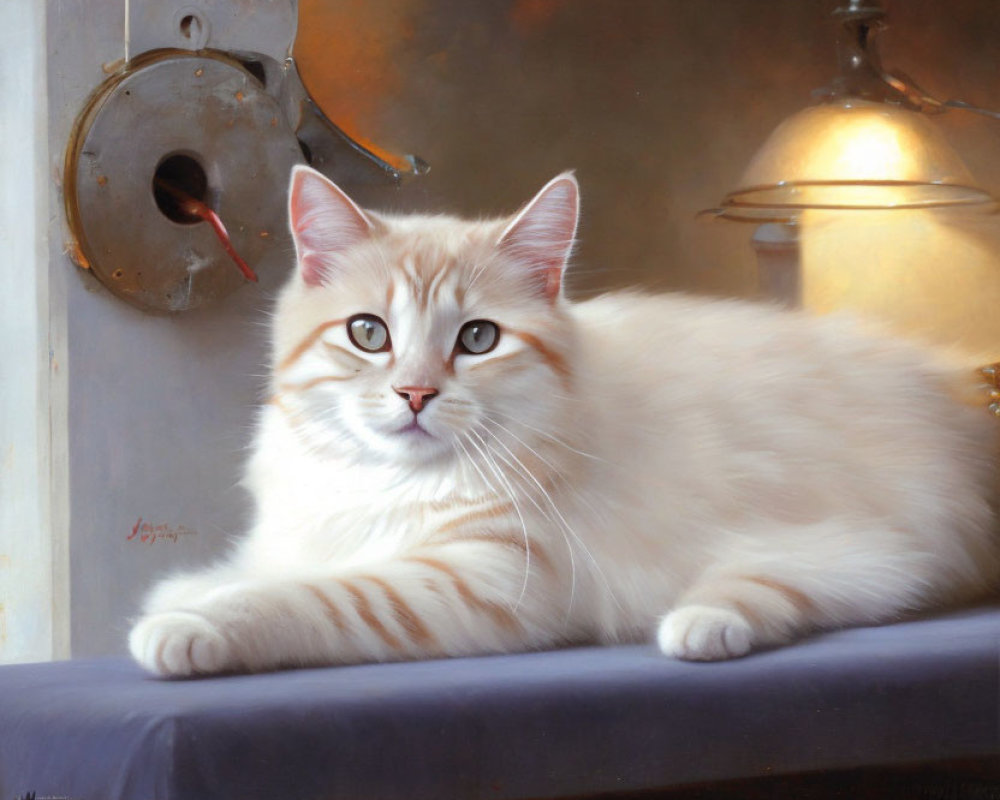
[65,1,426,313]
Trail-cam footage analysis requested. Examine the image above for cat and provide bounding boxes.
[129,165,1000,677]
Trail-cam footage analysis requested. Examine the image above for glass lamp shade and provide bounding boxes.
[707,99,996,222]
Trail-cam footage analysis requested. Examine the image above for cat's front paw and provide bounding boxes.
[129,611,234,678]
[657,605,753,661]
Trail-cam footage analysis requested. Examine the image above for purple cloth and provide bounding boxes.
[1,605,997,800]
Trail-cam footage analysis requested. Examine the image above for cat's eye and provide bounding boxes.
[347,314,391,353]
[457,320,499,355]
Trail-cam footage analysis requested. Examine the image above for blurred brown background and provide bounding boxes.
[295,0,1000,309]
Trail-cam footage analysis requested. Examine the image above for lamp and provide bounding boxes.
[708,0,997,224]
[716,99,992,220]
[703,0,999,307]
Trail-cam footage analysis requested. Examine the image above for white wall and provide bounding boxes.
[50,0,298,657]
[1,0,298,662]
[0,0,70,664]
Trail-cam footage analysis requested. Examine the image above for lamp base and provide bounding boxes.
[752,223,801,307]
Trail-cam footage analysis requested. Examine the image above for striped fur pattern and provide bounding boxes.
[130,166,1000,676]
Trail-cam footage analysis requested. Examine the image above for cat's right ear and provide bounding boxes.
[497,172,579,303]
[288,165,373,286]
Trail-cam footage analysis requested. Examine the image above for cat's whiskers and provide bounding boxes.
[486,408,608,465]
[460,432,533,594]
[467,425,599,621]
[482,414,610,534]
[441,396,474,408]
[476,423,619,618]
[458,431,533,609]
[453,434,534,611]
[450,436,493,499]
[432,411,471,437]
[473,428,579,620]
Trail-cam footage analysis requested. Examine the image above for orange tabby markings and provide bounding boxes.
[267,394,298,418]
[434,529,554,574]
[426,494,496,513]
[278,318,348,372]
[507,329,570,381]
[323,342,367,363]
[406,555,520,632]
[341,579,404,650]
[730,598,763,627]
[465,351,532,372]
[473,598,520,633]
[741,576,815,615]
[437,503,516,533]
[305,584,348,634]
[360,575,435,647]
[268,393,313,435]
[428,259,460,307]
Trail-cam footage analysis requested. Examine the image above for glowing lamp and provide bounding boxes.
[702,0,1000,406]
[706,0,996,228]
[703,0,999,316]
[715,98,993,221]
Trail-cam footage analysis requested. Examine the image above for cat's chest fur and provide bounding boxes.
[242,409,495,568]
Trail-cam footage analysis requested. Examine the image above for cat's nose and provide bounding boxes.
[393,386,439,414]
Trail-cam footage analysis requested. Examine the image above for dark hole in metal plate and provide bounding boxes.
[153,153,208,225]
[179,14,197,39]
[237,58,267,87]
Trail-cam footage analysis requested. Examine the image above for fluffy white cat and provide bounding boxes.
[129,166,999,677]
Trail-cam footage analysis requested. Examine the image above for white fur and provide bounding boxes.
[130,168,999,677]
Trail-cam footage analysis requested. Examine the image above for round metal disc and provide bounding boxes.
[67,51,303,312]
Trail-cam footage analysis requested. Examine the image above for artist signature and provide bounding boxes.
[127,517,197,545]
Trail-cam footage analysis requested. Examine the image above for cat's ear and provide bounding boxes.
[497,172,579,303]
[288,165,373,286]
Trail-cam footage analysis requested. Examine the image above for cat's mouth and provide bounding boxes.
[395,418,435,439]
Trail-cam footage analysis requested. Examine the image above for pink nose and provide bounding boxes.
[393,386,439,414]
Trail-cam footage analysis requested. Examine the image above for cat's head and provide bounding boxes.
[271,166,579,470]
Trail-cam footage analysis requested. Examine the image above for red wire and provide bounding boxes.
[155,178,259,283]
[194,203,259,283]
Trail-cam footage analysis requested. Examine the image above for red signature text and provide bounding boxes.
[128,517,197,545]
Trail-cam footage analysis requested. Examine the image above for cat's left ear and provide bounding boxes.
[498,172,579,303]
